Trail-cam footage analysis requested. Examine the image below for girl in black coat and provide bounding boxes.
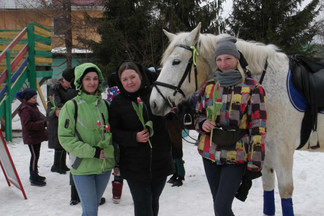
[109,61,173,216]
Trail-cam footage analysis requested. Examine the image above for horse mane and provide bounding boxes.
[161,31,288,76]
[235,38,288,74]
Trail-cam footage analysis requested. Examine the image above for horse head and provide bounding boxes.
[150,23,214,116]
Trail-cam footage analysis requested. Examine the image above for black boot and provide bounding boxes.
[167,174,178,184]
[60,150,70,172]
[99,197,106,205]
[70,173,80,205]
[172,176,184,187]
[30,171,46,187]
[35,168,46,181]
[51,150,66,174]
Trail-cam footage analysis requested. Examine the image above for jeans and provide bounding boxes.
[203,158,245,216]
[73,171,111,216]
[127,177,167,216]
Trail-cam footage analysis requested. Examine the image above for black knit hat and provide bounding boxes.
[80,67,99,81]
[16,88,37,101]
[62,67,75,83]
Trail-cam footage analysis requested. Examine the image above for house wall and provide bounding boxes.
[0,9,103,48]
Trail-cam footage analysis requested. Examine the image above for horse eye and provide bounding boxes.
[172,59,181,65]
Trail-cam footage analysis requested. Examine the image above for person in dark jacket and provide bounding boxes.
[109,61,174,216]
[17,88,48,186]
[46,67,84,205]
[47,67,77,174]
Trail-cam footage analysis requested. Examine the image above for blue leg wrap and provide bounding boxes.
[281,198,294,216]
[263,190,275,215]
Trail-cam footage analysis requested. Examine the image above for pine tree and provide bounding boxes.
[227,0,321,56]
[155,0,219,33]
[93,0,158,74]
[92,0,222,75]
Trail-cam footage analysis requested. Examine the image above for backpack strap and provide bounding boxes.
[71,99,83,169]
[72,99,83,142]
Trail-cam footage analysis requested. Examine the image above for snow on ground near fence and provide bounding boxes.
[1,130,324,216]
[2,86,324,215]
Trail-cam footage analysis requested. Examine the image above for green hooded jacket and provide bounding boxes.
[58,63,115,175]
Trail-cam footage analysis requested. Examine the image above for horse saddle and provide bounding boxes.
[289,54,324,149]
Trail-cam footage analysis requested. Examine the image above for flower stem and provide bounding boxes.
[148,139,152,148]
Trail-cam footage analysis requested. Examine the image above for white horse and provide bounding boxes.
[149,23,324,216]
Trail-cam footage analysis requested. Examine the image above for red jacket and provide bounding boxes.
[18,102,48,145]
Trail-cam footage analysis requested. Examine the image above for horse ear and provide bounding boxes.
[189,22,201,44]
[163,29,176,42]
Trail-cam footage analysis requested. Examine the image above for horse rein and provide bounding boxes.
[153,44,199,108]
[259,57,268,84]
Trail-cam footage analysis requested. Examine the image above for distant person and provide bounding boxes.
[46,67,83,205]
[58,63,116,216]
[17,88,48,186]
[47,68,77,174]
[106,72,123,204]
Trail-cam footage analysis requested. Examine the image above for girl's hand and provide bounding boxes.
[136,129,150,143]
[99,149,106,159]
[202,119,216,133]
[55,109,61,117]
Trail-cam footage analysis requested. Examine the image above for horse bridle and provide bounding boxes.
[153,44,199,108]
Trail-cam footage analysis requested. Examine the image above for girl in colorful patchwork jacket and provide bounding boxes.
[58,63,116,216]
[195,36,267,216]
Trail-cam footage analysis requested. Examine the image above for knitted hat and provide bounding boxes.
[80,67,99,82]
[214,36,240,60]
[16,88,37,101]
[62,67,75,83]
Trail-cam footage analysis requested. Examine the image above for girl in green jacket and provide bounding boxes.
[58,63,115,216]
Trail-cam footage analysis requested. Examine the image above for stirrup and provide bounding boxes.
[183,113,193,126]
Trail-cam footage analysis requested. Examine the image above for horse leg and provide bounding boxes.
[166,117,185,186]
[262,141,276,216]
[274,141,295,216]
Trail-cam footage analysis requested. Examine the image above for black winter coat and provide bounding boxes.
[46,79,77,149]
[109,64,173,182]
[18,102,48,145]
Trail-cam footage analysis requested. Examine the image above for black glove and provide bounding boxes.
[245,170,262,180]
[94,147,102,158]
[235,175,252,202]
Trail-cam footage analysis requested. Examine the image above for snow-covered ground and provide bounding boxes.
[1,130,324,216]
[1,91,324,216]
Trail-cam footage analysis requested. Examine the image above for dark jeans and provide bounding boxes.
[127,177,167,216]
[203,158,245,216]
[28,143,41,173]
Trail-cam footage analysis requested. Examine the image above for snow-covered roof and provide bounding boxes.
[0,0,104,9]
[51,47,93,54]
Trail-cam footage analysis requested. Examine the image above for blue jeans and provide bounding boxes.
[203,158,245,216]
[73,171,111,216]
[127,177,167,216]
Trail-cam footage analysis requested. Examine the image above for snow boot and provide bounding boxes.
[172,176,184,187]
[167,174,178,184]
[60,150,70,172]
[99,197,106,205]
[112,180,123,204]
[70,173,80,205]
[51,150,66,174]
[35,168,46,181]
[30,171,46,187]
